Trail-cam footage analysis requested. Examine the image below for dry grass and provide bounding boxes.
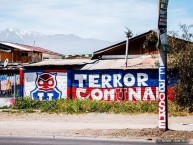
[10,98,192,116]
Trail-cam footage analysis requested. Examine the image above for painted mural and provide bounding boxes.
[22,69,176,101]
[71,69,175,101]
[24,70,68,100]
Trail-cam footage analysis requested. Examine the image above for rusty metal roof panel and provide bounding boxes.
[81,55,158,70]
[0,42,63,56]
[14,43,63,56]
[25,59,95,66]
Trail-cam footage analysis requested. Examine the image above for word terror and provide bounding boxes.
[74,73,149,88]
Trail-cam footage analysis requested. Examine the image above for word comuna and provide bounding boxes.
[72,72,158,101]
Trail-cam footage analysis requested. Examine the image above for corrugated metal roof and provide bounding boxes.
[0,43,13,52]
[81,55,158,70]
[14,43,63,56]
[0,42,63,56]
[25,59,95,67]
[24,55,158,69]
[0,42,31,51]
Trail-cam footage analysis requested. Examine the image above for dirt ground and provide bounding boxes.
[0,111,193,142]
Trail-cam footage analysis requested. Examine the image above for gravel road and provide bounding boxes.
[0,112,192,141]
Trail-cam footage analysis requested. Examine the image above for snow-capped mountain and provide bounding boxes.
[0,28,114,55]
[1,28,42,39]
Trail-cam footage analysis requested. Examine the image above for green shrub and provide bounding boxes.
[10,97,191,116]
[40,100,57,113]
[13,97,32,109]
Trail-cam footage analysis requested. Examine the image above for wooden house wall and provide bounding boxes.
[13,51,42,63]
[129,38,158,55]
[93,34,159,59]
[31,52,42,63]
[0,51,13,62]
[13,51,28,63]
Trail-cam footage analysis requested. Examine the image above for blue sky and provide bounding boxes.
[0,0,192,41]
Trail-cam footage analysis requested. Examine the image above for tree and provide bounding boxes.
[168,24,193,111]
[143,24,193,112]
[125,27,133,39]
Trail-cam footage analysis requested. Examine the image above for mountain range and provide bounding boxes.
[0,28,115,55]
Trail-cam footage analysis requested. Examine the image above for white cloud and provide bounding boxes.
[0,0,192,41]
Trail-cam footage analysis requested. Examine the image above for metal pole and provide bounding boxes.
[158,0,169,131]
[125,38,129,67]
[165,52,168,130]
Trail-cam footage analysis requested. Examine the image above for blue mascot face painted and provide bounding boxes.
[31,73,62,100]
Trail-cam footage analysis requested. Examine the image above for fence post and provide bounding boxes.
[14,74,16,98]
[19,68,24,98]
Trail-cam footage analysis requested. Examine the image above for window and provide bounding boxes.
[21,52,28,57]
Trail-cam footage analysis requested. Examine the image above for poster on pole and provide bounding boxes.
[158,0,169,53]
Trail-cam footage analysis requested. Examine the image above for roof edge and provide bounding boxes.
[93,30,154,55]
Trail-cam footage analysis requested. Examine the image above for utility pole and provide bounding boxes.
[125,28,133,67]
[158,0,169,131]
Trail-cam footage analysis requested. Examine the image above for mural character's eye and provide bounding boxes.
[39,80,44,85]
[48,80,53,85]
